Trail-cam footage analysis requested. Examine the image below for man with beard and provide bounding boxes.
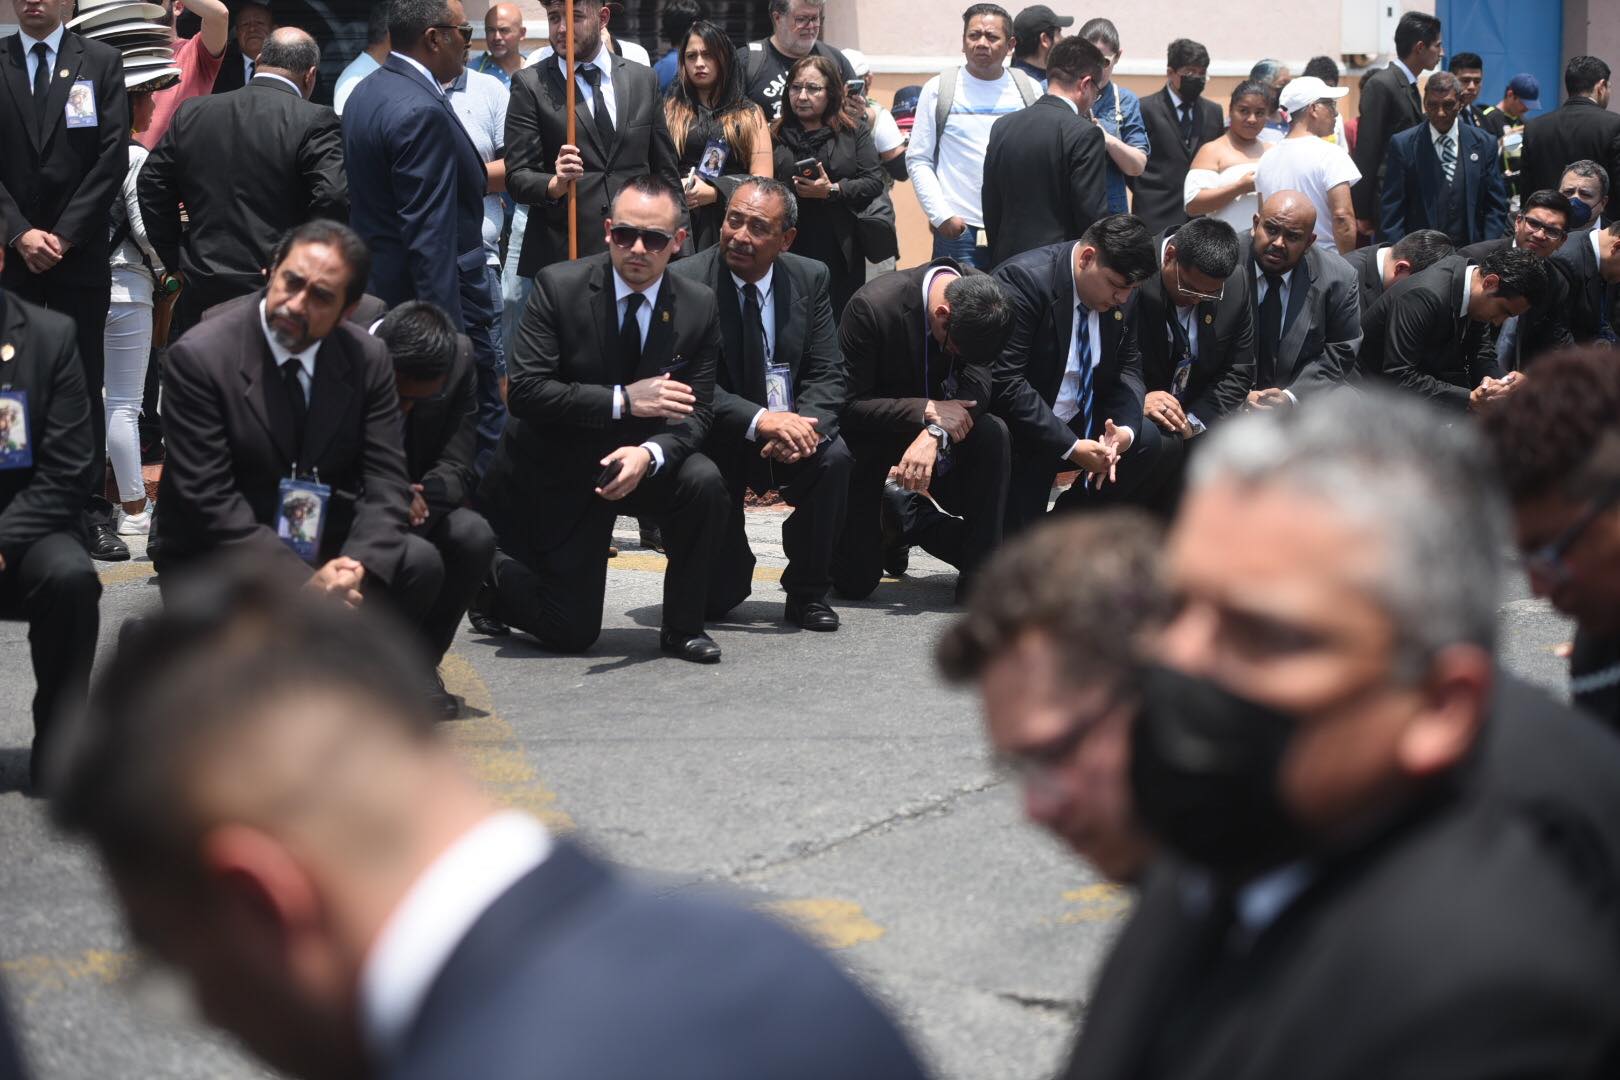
[1061,390,1620,1080]
[152,221,439,644]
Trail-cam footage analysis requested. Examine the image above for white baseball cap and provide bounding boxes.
[842,47,870,78]
[1278,76,1349,116]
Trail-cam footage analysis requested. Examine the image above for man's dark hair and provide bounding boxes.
[1480,246,1551,307]
[1083,213,1156,283]
[50,564,438,884]
[1448,51,1483,74]
[389,0,452,52]
[1481,347,1620,502]
[1230,78,1274,109]
[256,32,319,74]
[1167,38,1208,71]
[1563,158,1611,198]
[1522,188,1574,224]
[1565,55,1611,98]
[1393,11,1441,58]
[732,175,799,230]
[961,3,1011,35]
[942,275,1014,363]
[268,220,372,306]
[1389,228,1453,273]
[660,0,703,47]
[937,510,1167,687]
[377,301,458,380]
[1077,16,1118,56]
[1044,36,1104,89]
[1303,55,1339,84]
[1169,217,1241,281]
[364,0,390,45]
[611,173,685,216]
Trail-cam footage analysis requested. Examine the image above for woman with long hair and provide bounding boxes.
[1183,79,1275,231]
[771,53,883,317]
[663,20,772,251]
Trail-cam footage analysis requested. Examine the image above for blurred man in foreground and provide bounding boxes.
[50,569,929,1080]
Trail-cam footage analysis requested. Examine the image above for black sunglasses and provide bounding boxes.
[432,21,474,42]
[1526,484,1620,587]
[609,225,675,253]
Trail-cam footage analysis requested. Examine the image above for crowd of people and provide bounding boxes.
[3,0,1620,1073]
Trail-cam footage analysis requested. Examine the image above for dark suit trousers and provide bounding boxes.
[365,532,448,662]
[707,435,853,618]
[1006,419,1168,533]
[834,415,1010,600]
[461,266,507,477]
[409,506,497,662]
[0,532,100,769]
[487,453,729,649]
[9,274,109,502]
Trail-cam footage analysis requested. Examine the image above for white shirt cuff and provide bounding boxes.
[1115,426,1134,451]
[612,385,624,420]
[1282,389,1298,405]
[745,407,766,442]
[1062,437,1083,463]
[640,441,664,474]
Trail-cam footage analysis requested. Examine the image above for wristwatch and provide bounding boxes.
[925,422,949,449]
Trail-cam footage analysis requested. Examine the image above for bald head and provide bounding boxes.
[256,27,321,96]
[1253,190,1318,275]
[484,2,525,62]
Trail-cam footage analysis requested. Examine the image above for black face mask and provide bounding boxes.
[1177,75,1206,101]
[1130,664,1310,877]
[1566,196,1595,229]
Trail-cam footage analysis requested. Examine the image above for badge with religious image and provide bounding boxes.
[276,476,330,564]
[0,392,31,470]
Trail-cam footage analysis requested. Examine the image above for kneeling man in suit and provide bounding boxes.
[478,176,730,663]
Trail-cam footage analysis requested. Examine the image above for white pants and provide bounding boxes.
[104,297,152,505]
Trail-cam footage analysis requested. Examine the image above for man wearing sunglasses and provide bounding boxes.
[1459,189,1576,371]
[478,176,731,664]
[1132,216,1255,514]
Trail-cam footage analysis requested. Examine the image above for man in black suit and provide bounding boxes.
[505,0,682,278]
[1459,189,1575,369]
[0,266,100,791]
[670,180,851,632]
[209,0,273,94]
[477,177,729,664]
[1060,391,1620,1080]
[1341,228,1453,316]
[1358,247,1549,413]
[1133,217,1254,512]
[982,35,1107,268]
[375,301,496,715]
[51,573,930,1080]
[140,28,348,339]
[1132,38,1222,236]
[1379,71,1508,247]
[1522,56,1620,226]
[1244,191,1360,405]
[152,221,437,641]
[991,215,1161,534]
[1350,10,1441,237]
[1552,216,1620,345]
[833,260,1013,604]
[0,0,129,560]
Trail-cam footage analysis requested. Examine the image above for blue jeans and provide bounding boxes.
[931,227,988,268]
[500,204,534,369]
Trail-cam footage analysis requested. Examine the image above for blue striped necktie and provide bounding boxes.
[1439,132,1456,183]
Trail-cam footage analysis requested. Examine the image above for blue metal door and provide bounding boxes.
[1434,0,1565,107]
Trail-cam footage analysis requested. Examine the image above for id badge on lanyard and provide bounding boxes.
[0,344,31,471]
[277,472,331,565]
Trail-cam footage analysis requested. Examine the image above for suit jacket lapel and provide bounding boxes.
[773,262,799,379]
[3,35,40,151]
[713,257,746,391]
[1416,131,1440,216]
[300,336,355,466]
[1276,257,1315,382]
[239,309,299,465]
[636,277,676,380]
[1049,271,1076,401]
[39,33,83,154]
[591,259,615,382]
[607,53,631,162]
[554,56,606,160]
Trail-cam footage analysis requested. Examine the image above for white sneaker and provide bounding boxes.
[117,507,152,535]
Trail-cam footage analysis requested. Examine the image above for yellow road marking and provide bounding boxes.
[96,561,156,586]
[438,652,573,831]
[1058,883,1133,924]
[763,898,885,950]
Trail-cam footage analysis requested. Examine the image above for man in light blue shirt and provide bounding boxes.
[468,2,525,87]
[1078,17,1149,215]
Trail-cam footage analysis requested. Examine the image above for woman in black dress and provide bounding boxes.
[771,54,884,317]
[663,20,772,252]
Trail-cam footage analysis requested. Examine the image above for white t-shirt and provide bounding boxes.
[1253,135,1362,245]
[904,69,1027,228]
[869,103,904,155]
[334,50,381,115]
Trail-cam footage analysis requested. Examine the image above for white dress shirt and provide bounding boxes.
[1593,224,1606,267]
[609,269,668,472]
[258,300,318,401]
[359,811,553,1064]
[19,24,65,88]
[1460,264,1477,317]
[243,51,257,83]
[1055,254,1134,459]
[557,45,616,127]
[256,71,303,96]
[1391,57,1420,85]
[731,265,777,441]
[390,51,443,96]
[1429,123,1458,167]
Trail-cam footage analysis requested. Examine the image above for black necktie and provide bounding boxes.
[280,358,307,446]
[1258,272,1283,388]
[31,42,50,115]
[1179,102,1195,150]
[576,63,615,147]
[742,283,768,404]
[619,292,644,381]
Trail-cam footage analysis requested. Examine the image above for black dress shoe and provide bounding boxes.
[785,597,840,632]
[88,522,130,562]
[427,673,462,720]
[879,480,910,577]
[639,520,665,552]
[659,629,722,663]
[467,576,509,636]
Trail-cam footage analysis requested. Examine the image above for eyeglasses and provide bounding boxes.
[789,14,822,28]
[788,82,826,95]
[1525,485,1620,588]
[1175,272,1225,304]
[993,695,1124,787]
[432,21,474,42]
[609,224,675,253]
[1519,214,1569,241]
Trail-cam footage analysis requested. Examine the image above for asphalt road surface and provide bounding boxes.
[0,508,1574,1080]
